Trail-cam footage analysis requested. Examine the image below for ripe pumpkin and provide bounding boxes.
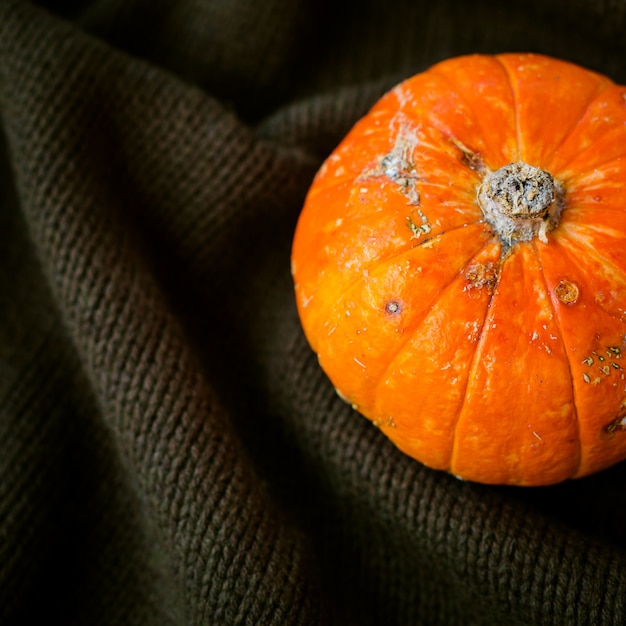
[291,53,626,486]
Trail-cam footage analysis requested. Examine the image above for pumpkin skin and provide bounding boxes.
[291,53,626,486]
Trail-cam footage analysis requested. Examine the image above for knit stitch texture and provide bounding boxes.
[1,1,626,624]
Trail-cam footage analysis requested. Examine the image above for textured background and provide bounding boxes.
[1,0,626,624]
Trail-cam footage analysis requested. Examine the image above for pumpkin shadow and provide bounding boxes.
[490,461,626,551]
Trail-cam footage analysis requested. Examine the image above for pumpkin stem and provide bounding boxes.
[477,162,563,245]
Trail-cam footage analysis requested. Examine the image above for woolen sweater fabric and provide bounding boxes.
[1,0,626,624]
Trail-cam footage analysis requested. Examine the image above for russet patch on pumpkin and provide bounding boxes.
[291,52,626,486]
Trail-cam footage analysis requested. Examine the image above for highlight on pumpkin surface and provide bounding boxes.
[291,52,626,487]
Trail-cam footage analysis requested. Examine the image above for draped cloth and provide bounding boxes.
[1,1,625,623]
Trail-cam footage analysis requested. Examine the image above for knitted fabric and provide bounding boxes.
[1,1,625,624]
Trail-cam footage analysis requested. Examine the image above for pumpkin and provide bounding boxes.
[291,53,626,486]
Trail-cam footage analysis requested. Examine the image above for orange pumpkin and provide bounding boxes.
[291,53,626,486]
